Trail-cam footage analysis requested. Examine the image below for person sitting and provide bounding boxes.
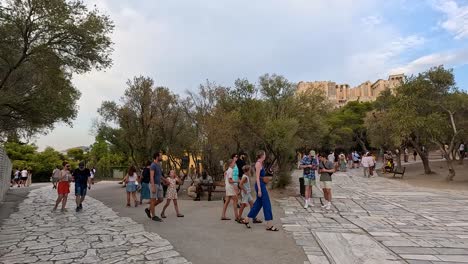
[195,171,213,201]
[384,159,394,173]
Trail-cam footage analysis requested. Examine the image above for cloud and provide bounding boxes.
[390,48,468,74]
[431,0,468,39]
[34,0,430,150]
[361,15,383,27]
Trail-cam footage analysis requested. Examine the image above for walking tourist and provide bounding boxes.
[459,143,465,159]
[53,162,72,212]
[413,149,417,161]
[352,151,360,169]
[404,148,409,162]
[13,169,20,187]
[221,158,240,221]
[90,167,96,185]
[328,151,335,163]
[160,170,184,218]
[140,161,151,205]
[72,161,92,212]
[123,166,139,207]
[338,153,347,172]
[145,152,164,222]
[319,153,335,210]
[51,166,61,189]
[347,153,353,169]
[361,152,374,178]
[20,168,28,187]
[242,150,278,231]
[300,150,318,209]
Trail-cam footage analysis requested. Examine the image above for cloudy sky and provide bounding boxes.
[35,0,468,151]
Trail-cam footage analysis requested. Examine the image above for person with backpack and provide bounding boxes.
[319,153,336,210]
[51,166,61,189]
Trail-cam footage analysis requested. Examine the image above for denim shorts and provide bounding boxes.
[75,184,87,196]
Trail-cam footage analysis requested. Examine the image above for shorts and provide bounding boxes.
[75,184,87,196]
[320,181,332,189]
[353,160,359,164]
[241,193,253,204]
[225,184,236,197]
[304,177,316,186]
[150,184,163,200]
[57,181,70,195]
[21,177,27,181]
[126,182,137,192]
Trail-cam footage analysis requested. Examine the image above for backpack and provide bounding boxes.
[52,169,61,181]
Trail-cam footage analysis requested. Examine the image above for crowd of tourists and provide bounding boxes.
[47,150,279,232]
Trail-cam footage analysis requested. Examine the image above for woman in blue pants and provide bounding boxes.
[242,150,279,231]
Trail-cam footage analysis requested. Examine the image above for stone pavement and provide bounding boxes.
[278,168,468,264]
[0,185,190,264]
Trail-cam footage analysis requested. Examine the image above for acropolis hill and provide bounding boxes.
[297,74,404,107]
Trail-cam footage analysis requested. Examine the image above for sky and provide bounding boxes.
[35,0,468,151]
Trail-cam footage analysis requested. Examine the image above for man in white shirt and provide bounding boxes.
[361,153,375,178]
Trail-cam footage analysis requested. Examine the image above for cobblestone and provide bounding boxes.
[278,169,468,263]
[0,186,190,264]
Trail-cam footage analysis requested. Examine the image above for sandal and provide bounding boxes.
[177,214,184,217]
[266,226,279,231]
[221,217,231,221]
[126,203,130,207]
[242,219,251,229]
[235,218,242,224]
[253,218,263,224]
[161,214,167,219]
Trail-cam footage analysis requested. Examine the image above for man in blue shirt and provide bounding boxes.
[145,152,164,222]
[300,150,318,209]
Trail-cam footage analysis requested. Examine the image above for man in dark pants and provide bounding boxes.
[72,162,91,212]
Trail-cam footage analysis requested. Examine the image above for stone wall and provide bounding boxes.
[0,147,12,201]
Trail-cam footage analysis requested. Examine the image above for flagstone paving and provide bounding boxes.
[0,185,190,264]
[278,169,468,264]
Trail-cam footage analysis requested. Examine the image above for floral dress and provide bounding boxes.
[166,178,178,200]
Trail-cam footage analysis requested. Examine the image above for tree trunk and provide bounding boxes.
[409,138,432,174]
[395,148,402,170]
[356,135,368,152]
[445,157,456,181]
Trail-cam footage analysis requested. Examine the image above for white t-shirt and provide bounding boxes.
[460,144,465,151]
[128,173,137,182]
[21,170,28,178]
[328,154,335,162]
[361,156,374,168]
[225,167,235,196]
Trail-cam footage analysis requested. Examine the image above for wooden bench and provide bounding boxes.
[194,181,225,201]
[392,167,406,178]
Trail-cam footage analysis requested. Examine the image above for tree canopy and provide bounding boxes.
[0,0,114,138]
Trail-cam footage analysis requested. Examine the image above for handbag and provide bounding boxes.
[262,177,270,184]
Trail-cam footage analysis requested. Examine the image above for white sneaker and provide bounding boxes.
[325,203,331,210]
[321,203,327,208]
[304,200,309,209]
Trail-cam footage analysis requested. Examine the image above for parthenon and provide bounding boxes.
[297,74,404,107]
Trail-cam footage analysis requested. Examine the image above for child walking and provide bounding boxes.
[124,166,139,207]
[161,170,184,218]
[238,165,262,223]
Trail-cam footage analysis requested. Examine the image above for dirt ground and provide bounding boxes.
[380,160,468,191]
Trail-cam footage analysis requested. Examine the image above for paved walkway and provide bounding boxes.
[278,169,468,264]
[0,185,189,264]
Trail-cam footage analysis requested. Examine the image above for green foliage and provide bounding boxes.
[66,148,85,161]
[326,101,373,151]
[0,0,114,138]
[4,142,63,182]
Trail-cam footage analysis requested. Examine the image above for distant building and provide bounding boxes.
[297,74,404,107]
